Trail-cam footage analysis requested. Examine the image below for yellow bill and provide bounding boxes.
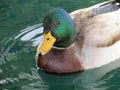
[37,31,56,56]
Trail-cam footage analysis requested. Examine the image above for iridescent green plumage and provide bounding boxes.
[43,8,76,48]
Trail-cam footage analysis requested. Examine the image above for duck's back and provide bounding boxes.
[70,0,120,32]
[70,0,120,69]
[70,0,120,48]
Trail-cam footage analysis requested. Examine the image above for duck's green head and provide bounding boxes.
[37,8,76,56]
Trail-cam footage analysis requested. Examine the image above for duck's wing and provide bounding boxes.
[70,0,119,18]
[70,0,120,69]
[70,0,120,47]
[70,0,120,31]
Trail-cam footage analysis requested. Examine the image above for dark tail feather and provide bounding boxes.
[92,0,120,15]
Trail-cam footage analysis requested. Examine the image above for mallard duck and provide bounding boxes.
[36,0,120,73]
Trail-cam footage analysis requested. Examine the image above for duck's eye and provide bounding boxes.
[54,21,60,27]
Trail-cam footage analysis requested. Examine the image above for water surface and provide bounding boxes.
[0,0,120,90]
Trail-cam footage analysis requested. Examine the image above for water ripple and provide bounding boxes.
[15,23,43,46]
[0,23,44,89]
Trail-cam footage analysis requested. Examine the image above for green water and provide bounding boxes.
[0,0,120,90]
